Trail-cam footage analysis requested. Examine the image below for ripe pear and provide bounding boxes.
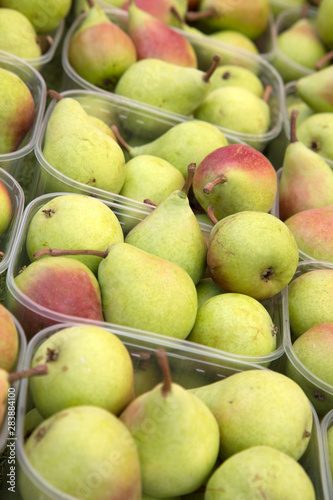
[279,110,333,221]
[188,292,277,357]
[42,92,126,194]
[0,68,35,155]
[196,277,224,308]
[284,205,333,262]
[0,304,18,372]
[87,114,117,139]
[0,8,42,59]
[0,178,12,236]
[296,65,333,113]
[26,194,124,275]
[124,0,188,26]
[287,269,333,339]
[120,349,220,497]
[29,325,134,418]
[68,1,137,91]
[207,30,259,55]
[125,164,207,284]
[209,64,264,96]
[297,113,333,161]
[191,369,313,461]
[317,0,333,50]
[128,1,197,67]
[205,445,315,500]
[192,144,277,221]
[20,405,142,500]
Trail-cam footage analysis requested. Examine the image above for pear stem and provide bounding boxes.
[262,85,272,104]
[143,199,157,207]
[170,5,184,24]
[315,51,333,70]
[0,252,4,261]
[33,248,108,260]
[207,205,218,225]
[203,54,221,83]
[47,89,63,102]
[8,364,48,384]
[290,109,299,144]
[110,125,130,152]
[300,3,309,17]
[185,8,216,23]
[182,163,196,196]
[45,35,53,47]
[203,174,227,194]
[155,349,172,398]
[86,0,94,8]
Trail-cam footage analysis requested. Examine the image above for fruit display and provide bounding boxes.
[0,0,333,498]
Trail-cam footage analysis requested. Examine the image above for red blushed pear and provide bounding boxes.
[13,256,104,339]
[0,179,12,237]
[128,1,198,67]
[122,0,188,26]
[192,144,277,221]
[0,304,19,373]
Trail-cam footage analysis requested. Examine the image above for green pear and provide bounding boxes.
[29,325,134,418]
[97,242,198,338]
[205,445,315,500]
[68,2,137,91]
[0,0,72,33]
[296,65,333,113]
[207,211,299,301]
[317,0,333,50]
[196,277,224,308]
[286,94,314,126]
[42,93,126,194]
[297,113,333,161]
[26,194,124,275]
[188,292,277,356]
[19,405,142,500]
[115,55,220,117]
[284,205,333,262]
[287,269,333,339]
[208,64,264,96]
[207,29,259,55]
[120,349,220,497]
[125,164,207,284]
[279,110,333,221]
[113,120,228,179]
[0,178,12,236]
[0,8,42,59]
[191,369,313,461]
[23,408,44,440]
[0,67,35,155]
[119,155,185,205]
[143,495,180,500]
[0,303,18,372]
[87,114,117,140]
[194,86,271,137]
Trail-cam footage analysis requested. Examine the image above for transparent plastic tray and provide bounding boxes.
[61,8,284,151]
[321,409,333,500]
[0,51,47,179]
[0,169,25,275]
[0,321,327,499]
[5,192,284,368]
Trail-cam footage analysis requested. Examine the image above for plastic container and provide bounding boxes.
[0,51,47,179]
[5,192,284,368]
[0,313,27,453]
[61,8,284,152]
[0,168,25,275]
[280,260,333,418]
[321,409,333,500]
[0,321,327,499]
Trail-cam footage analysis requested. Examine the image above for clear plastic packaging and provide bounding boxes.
[0,51,47,179]
[321,409,333,500]
[61,8,284,151]
[0,168,25,275]
[5,192,284,368]
[0,321,327,499]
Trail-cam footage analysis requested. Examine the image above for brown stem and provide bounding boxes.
[33,248,108,260]
[185,8,216,23]
[170,5,184,24]
[47,89,63,102]
[300,3,310,17]
[110,125,130,152]
[290,109,299,144]
[263,85,272,104]
[203,54,221,83]
[207,205,218,225]
[87,0,94,8]
[8,364,48,384]
[182,163,196,196]
[143,199,157,207]
[0,252,4,261]
[155,349,172,398]
[203,174,227,194]
[315,51,333,70]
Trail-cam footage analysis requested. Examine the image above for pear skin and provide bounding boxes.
[296,65,333,113]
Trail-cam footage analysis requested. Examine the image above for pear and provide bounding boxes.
[296,65,333,113]
[297,112,333,161]
[0,178,12,236]
[207,29,259,55]
[286,94,314,126]
[20,405,142,500]
[317,0,333,50]
[0,8,42,59]
[42,92,126,194]
[87,114,117,140]
[284,205,333,262]
[191,369,313,461]
[279,110,333,221]
[115,55,221,116]
[187,292,277,357]
[125,164,207,284]
[196,277,224,308]
[208,64,264,96]
[127,1,198,67]
[112,120,228,179]
[124,0,188,27]
[287,269,333,339]
[68,1,137,91]
[120,349,220,497]
[205,445,315,500]
[0,67,35,155]
[0,303,18,372]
